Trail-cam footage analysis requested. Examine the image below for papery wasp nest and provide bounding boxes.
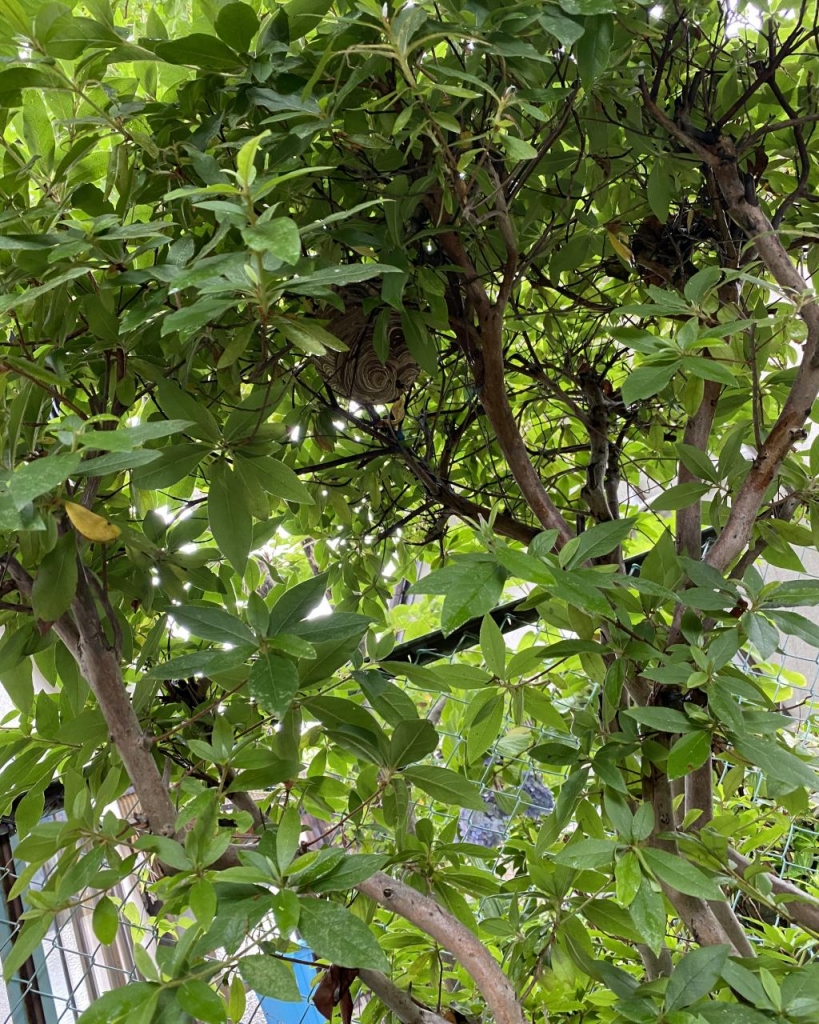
[313,288,421,404]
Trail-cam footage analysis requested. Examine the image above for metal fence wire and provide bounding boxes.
[1,554,818,1023]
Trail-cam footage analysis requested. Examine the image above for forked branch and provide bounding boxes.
[641,82,819,574]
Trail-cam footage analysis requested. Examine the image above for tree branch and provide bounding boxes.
[642,750,741,951]
[740,111,819,148]
[395,444,539,544]
[474,309,574,547]
[356,873,526,1024]
[641,85,819,574]
[727,848,819,934]
[676,380,721,557]
[69,565,179,837]
[357,970,450,1024]
[1,553,178,838]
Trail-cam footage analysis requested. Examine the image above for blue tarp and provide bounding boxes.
[259,949,325,1024]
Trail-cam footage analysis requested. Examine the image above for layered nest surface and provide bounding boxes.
[314,303,420,404]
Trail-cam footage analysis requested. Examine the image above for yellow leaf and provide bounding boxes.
[390,394,406,425]
[64,501,121,543]
[607,230,633,264]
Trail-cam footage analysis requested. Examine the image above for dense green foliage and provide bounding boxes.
[1,0,819,1022]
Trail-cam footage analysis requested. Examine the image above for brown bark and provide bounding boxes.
[68,571,179,837]
[2,555,178,839]
[728,849,819,933]
[357,970,450,1024]
[642,751,740,951]
[475,308,574,547]
[641,87,819,574]
[357,873,526,1024]
[398,445,539,544]
[676,380,721,558]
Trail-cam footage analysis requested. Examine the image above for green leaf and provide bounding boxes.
[465,691,504,764]
[501,133,539,161]
[143,646,255,681]
[248,653,300,716]
[629,878,666,955]
[769,610,819,647]
[170,605,256,646]
[583,898,642,943]
[131,444,210,490]
[631,802,654,842]
[410,558,507,636]
[297,897,389,970]
[575,14,613,88]
[480,614,507,678]
[10,454,81,508]
[286,848,346,887]
[684,267,723,305]
[272,316,348,355]
[646,161,671,222]
[284,264,401,294]
[684,355,737,385]
[708,680,744,733]
[290,612,370,643]
[276,806,302,872]
[162,300,234,339]
[243,218,302,264]
[178,980,226,1024]
[238,956,301,1001]
[0,267,89,315]
[0,0,30,38]
[650,482,711,511]
[620,363,679,405]
[559,0,617,12]
[309,854,389,893]
[75,450,162,477]
[154,33,243,70]
[559,518,635,569]
[268,634,316,659]
[74,983,159,1024]
[495,546,554,585]
[403,766,486,810]
[268,573,328,635]
[209,460,252,577]
[298,635,363,687]
[665,945,729,1011]
[538,9,585,44]
[667,730,711,780]
[246,456,314,504]
[38,12,121,59]
[387,719,438,768]
[623,707,694,732]
[734,736,819,791]
[2,914,52,981]
[285,0,335,38]
[553,838,618,869]
[134,834,193,871]
[215,2,259,50]
[699,1006,774,1024]
[614,849,642,905]
[357,674,419,727]
[400,310,437,375]
[302,697,386,744]
[31,532,77,622]
[676,442,719,483]
[157,381,221,443]
[78,419,195,452]
[92,896,119,946]
[742,612,779,660]
[641,848,724,900]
